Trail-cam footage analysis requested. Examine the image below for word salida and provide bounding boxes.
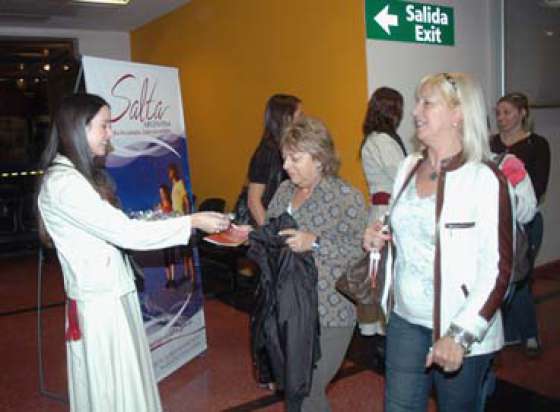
[111,74,170,123]
[406,4,450,44]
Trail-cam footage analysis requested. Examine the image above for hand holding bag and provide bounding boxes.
[335,242,391,327]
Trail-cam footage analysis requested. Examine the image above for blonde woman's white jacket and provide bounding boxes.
[38,155,192,301]
[381,152,514,357]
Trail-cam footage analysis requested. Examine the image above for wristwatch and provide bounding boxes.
[311,236,321,252]
[445,323,476,354]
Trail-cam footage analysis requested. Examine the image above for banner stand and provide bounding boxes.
[36,246,68,404]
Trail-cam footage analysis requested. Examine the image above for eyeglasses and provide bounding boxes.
[442,72,458,93]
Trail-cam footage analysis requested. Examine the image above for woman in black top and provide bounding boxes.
[491,92,550,356]
[246,94,303,391]
[247,94,302,226]
[491,93,550,203]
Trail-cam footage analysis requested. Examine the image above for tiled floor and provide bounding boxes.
[0,252,559,411]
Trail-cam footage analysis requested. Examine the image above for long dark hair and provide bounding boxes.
[360,87,406,156]
[38,93,116,246]
[261,94,301,148]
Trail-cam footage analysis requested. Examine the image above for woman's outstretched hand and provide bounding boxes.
[231,224,253,233]
[191,212,232,233]
[362,220,391,251]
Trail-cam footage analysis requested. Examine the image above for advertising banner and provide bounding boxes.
[82,55,206,381]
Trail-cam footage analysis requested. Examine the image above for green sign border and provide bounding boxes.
[365,0,455,46]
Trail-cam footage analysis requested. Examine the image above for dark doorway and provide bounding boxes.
[0,38,80,253]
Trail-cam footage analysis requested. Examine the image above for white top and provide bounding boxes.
[392,176,436,328]
[361,131,405,222]
[38,155,192,301]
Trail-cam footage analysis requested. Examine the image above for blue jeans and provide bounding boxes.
[385,313,494,412]
[503,212,543,342]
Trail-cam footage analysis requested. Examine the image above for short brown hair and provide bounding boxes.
[280,116,340,176]
[498,92,530,131]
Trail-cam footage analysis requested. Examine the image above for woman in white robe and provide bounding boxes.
[37,94,230,412]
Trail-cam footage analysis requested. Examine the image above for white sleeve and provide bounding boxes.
[513,175,537,224]
[377,134,406,181]
[361,136,379,194]
[42,172,192,251]
[361,133,404,193]
[452,170,513,340]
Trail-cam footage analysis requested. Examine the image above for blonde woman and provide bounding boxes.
[364,73,514,412]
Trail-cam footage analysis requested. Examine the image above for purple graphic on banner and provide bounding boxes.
[106,133,205,379]
[108,136,194,211]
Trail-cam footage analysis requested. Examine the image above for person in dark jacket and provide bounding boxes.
[265,116,367,411]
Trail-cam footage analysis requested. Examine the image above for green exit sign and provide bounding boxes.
[366,0,455,46]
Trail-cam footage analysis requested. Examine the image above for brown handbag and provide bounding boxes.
[336,257,379,324]
[335,248,388,325]
[336,157,422,323]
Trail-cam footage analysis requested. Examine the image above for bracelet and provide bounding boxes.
[444,324,476,354]
[311,236,321,252]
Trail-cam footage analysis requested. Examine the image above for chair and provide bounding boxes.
[197,197,226,213]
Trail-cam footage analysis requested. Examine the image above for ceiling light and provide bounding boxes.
[73,0,131,4]
[43,63,51,71]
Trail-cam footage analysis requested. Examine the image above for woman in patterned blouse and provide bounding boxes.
[266,116,367,412]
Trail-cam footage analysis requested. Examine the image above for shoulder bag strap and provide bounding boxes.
[378,156,422,317]
[387,157,423,224]
[494,152,508,168]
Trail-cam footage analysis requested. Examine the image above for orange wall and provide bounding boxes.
[131,0,368,209]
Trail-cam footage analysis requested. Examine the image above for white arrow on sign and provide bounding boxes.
[374,4,399,35]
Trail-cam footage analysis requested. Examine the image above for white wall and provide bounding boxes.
[0,26,130,61]
[505,0,560,107]
[526,108,559,265]
[502,2,560,266]
[366,0,500,146]
[365,0,559,265]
